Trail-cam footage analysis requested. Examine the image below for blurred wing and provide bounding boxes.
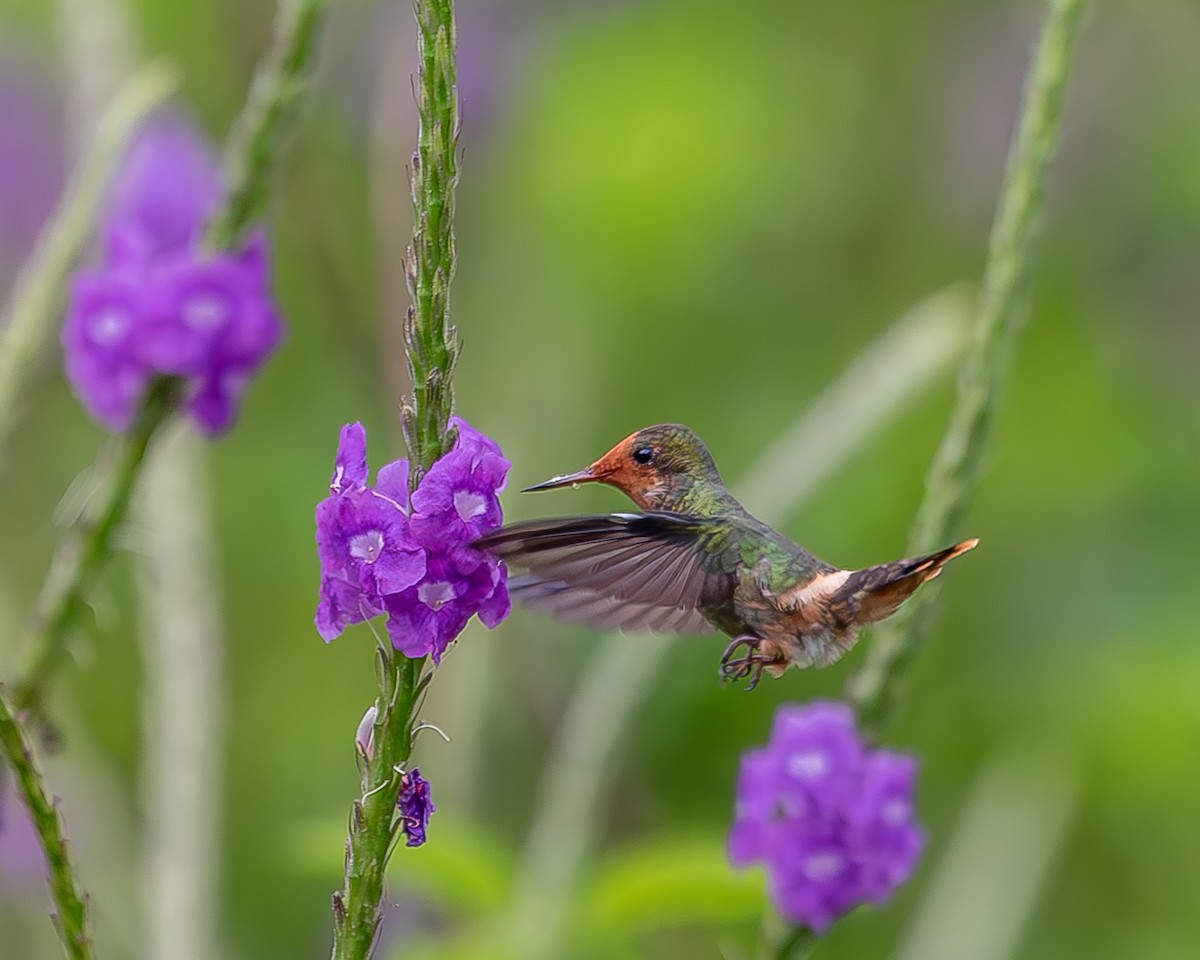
[474,512,736,634]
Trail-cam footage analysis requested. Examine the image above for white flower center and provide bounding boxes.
[89,307,130,346]
[349,529,386,564]
[803,852,845,883]
[453,489,487,523]
[881,798,909,826]
[418,581,456,611]
[786,750,829,781]
[182,293,230,331]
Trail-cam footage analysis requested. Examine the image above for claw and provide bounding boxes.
[719,635,772,690]
[720,635,759,666]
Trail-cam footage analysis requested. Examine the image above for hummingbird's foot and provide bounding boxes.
[719,636,776,690]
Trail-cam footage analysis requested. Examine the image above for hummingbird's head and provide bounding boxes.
[523,423,723,510]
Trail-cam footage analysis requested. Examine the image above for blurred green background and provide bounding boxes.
[1,0,1198,958]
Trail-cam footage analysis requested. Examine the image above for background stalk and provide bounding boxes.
[8,0,335,713]
[845,0,1088,731]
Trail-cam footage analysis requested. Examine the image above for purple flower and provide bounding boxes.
[61,269,153,430]
[397,768,435,847]
[384,547,510,663]
[315,423,426,641]
[409,417,510,548]
[728,700,925,933]
[315,418,510,661]
[61,112,282,436]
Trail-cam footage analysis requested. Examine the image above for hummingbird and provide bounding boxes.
[474,424,978,688]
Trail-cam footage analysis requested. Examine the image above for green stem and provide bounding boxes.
[8,0,335,712]
[205,0,334,251]
[331,2,462,955]
[0,60,179,472]
[400,0,461,483]
[845,0,1088,732]
[0,691,96,960]
[331,652,424,958]
[13,377,179,715]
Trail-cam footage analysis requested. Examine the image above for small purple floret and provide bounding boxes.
[397,768,435,847]
[728,700,925,932]
[314,418,510,661]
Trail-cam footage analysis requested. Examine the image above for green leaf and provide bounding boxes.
[574,832,765,944]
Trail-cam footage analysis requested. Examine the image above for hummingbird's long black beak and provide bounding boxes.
[521,467,596,493]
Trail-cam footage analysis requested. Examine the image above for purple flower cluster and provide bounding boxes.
[397,768,435,847]
[315,417,510,662]
[729,701,924,932]
[62,114,282,435]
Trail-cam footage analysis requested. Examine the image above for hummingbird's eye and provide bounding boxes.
[633,446,655,466]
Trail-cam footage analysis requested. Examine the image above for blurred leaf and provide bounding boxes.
[574,833,765,945]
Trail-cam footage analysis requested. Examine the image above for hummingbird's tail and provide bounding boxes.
[847,537,979,625]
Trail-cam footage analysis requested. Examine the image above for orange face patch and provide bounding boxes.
[586,432,667,510]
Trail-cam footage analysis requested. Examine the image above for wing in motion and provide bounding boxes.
[473,512,736,634]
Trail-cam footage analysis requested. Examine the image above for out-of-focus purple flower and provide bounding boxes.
[60,269,152,430]
[60,112,282,436]
[103,113,221,264]
[315,423,426,642]
[728,701,924,933]
[315,419,510,661]
[397,768,435,847]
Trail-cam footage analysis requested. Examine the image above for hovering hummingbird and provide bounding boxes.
[474,424,977,688]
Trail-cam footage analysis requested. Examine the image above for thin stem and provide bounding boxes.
[205,0,334,251]
[330,1,461,956]
[845,0,1088,732]
[331,653,423,959]
[508,289,971,959]
[400,0,461,483]
[0,690,95,960]
[0,60,179,472]
[13,377,180,715]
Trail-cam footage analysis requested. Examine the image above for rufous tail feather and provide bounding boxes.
[850,537,979,625]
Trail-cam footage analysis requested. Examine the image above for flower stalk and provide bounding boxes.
[13,376,180,715]
[0,690,95,960]
[206,0,333,252]
[329,1,463,957]
[845,0,1088,731]
[9,0,334,714]
[401,0,461,482]
[330,649,425,957]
